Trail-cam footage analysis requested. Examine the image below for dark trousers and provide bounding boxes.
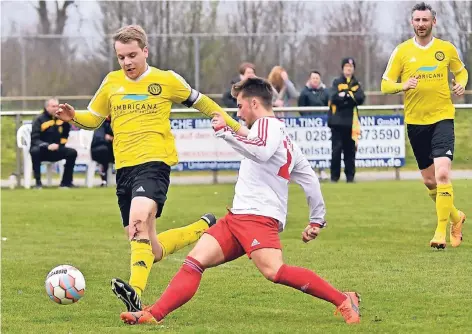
[330,126,356,182]
[30,146,77,185]
[91,144,114,181]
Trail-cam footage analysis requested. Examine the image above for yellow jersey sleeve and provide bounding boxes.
[166,71,194,104]
[87,75,111,117]
[382,47,402,82]
[449,43,465,74]
[448,43,468,88]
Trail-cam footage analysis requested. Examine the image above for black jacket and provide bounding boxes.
[222,76,240,108]
[91,119,114,149]
[298,86,329,115]
[30,109,71,149]
[328,75,365,128]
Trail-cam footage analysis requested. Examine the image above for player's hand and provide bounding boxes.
[452,79,465,96]
[105,134,114,142]
[211,112,227,132]
[48,143,59,151]
[402,77,418,91]
[302,224,321,243]
[56,103,76,122]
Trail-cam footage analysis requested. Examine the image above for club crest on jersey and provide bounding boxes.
[435,51,445,61]
[148,83,162,95]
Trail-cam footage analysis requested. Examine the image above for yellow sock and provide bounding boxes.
[435,184,454,236]
[428,188,461,224]
[129,239,154,297]
[157,218,209,259]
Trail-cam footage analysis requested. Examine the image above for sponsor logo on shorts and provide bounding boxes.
[446,150,452,155]
[251,239,260,247]
[300,283,310,292]
[136,186,145,192]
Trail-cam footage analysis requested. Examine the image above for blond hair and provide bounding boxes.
[267,66,285,92]
[113,25,147,49]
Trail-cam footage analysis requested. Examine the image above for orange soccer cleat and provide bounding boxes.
[120,310,160,325]
[450,211,466,248]
[430,233,447,249]
[335,292,361,324]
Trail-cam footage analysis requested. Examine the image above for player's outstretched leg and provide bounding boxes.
[121,231,230,325]
[251,248,361,324]
[155,213,216,261]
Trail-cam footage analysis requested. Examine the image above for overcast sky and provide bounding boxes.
[1,0,415,37]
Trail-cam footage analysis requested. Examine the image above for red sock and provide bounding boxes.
[274,264,346,306]
[150,256,204,321]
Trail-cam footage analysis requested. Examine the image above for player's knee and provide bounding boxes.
[259,264,282,282]
[128,215,152,239]
[423,178,436,189]
[435,168,450,184]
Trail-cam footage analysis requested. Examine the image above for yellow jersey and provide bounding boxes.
[88,66,239,169]
[382,37,466,125]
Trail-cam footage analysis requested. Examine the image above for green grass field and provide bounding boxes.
[2,181,472,333]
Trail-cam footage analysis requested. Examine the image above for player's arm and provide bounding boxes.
[212,116,280,163]
[168,71,248,136]
[290,146,327,230]
[449,43,468,95]
[381,47,406,94]
[56,76,109,129]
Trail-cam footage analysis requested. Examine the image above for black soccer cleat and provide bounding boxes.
[201,213,217,227]
[111,278,142,312]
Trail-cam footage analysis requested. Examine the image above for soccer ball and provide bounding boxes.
[45,265,86,305]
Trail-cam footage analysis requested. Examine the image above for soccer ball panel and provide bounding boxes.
[53,286,66,299]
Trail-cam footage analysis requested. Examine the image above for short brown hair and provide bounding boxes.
[113,25,147,49]
[411,2,436,19]
[239,62,256,75]
[231,77,273,109]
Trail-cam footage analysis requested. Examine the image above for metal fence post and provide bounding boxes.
[193,36,200,91]
[17,37,27,187]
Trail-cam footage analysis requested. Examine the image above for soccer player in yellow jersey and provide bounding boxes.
[381,2,468,249]
[55,25,248,311]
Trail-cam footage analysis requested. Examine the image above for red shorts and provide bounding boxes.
[205,212,281,261]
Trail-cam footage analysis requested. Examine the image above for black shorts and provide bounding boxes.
[407,119,455,170]
[116,161,171,227]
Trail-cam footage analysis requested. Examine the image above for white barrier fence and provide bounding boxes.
[2,104,472,186]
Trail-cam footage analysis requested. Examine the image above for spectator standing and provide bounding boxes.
[328,58,365,183]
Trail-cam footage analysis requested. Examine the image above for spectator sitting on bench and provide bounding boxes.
[30,97,77,189]
[91,116,115,187]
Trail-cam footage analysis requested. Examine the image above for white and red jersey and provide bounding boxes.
[215,117,326,231]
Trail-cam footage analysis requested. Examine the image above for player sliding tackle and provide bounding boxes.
[120,77,361,326]
[55,25,249,312]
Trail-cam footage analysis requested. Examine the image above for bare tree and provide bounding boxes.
[438,1,472,102]
[35,0,75,35]
[319,1,381,96]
